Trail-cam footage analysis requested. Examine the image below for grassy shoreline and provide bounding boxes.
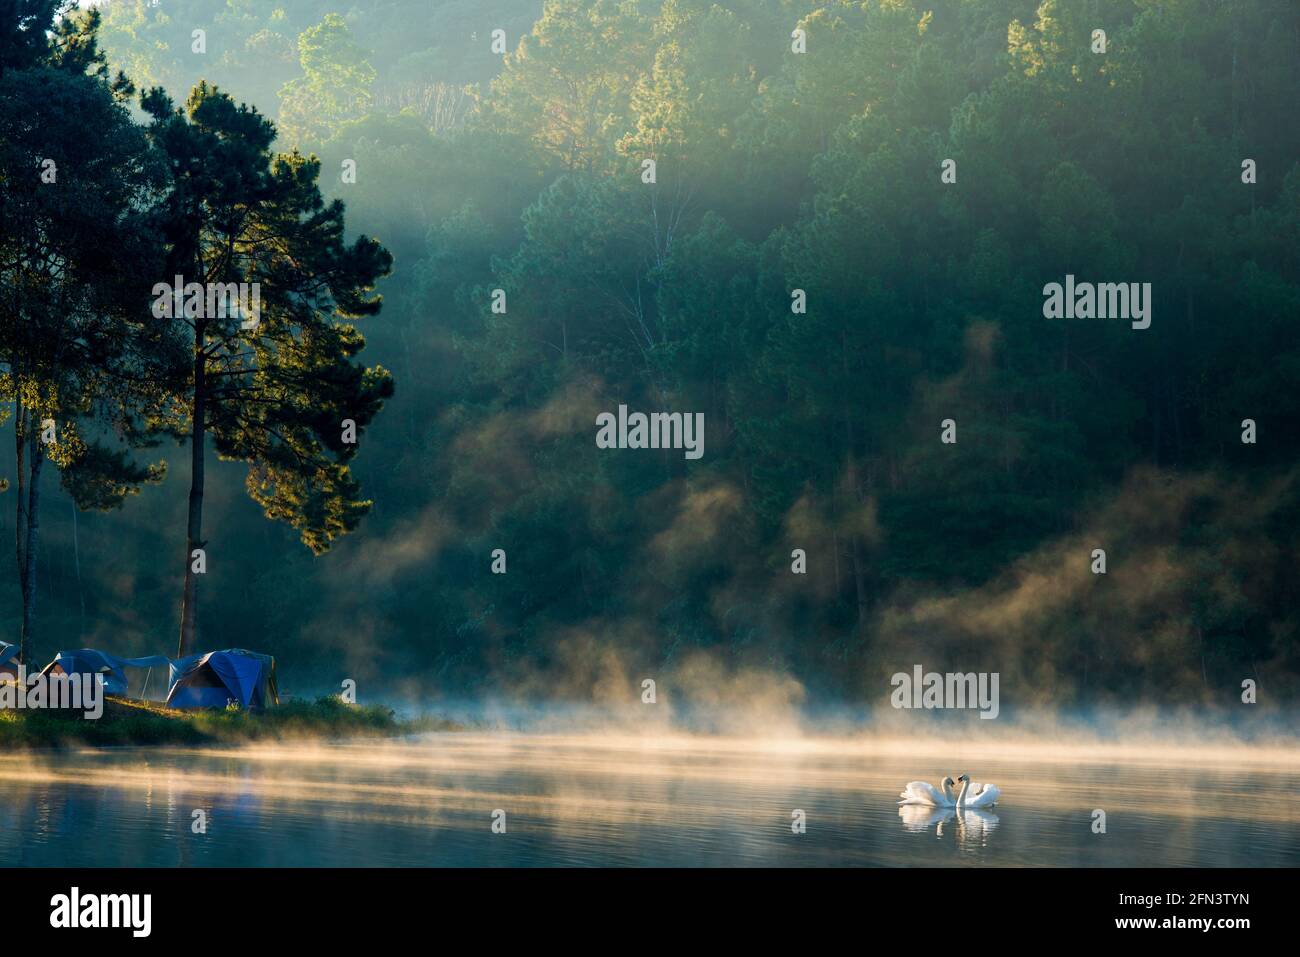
[0,695,461,749]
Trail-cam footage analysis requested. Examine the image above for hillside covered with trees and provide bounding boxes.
[2,0,1298,712]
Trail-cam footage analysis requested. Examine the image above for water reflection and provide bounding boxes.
[898,804,953,833]
[956,808,1000,849]
[0,733,1296,867]
[897,805,1000,851]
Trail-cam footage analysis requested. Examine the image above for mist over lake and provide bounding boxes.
[5,729,1297,867]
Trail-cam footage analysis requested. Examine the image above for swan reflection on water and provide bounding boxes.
[899,803,952,832]
[898,804,1000,847]
[953,807,1000,848]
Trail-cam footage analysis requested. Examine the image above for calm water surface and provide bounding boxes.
[2,733,1297,866]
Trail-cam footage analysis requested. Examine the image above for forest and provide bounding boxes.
[2,0,1298,712]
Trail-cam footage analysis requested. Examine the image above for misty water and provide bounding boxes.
[3,733,1298,867]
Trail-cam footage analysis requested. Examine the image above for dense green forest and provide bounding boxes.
[2,0,1298,711]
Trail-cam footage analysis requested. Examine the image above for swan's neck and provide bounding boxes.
[956,779,971,806]
[941,780,955,803]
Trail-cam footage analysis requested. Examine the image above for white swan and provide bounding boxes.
[898,775,956,806]
[955,773,1000,808]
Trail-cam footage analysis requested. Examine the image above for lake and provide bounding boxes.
[3,732,1297,866]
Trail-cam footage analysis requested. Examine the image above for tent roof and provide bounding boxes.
[44,649,171,674]
[168,648,275,683]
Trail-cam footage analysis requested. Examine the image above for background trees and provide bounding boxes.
[0,2,168,665]
[276,14,376,145]
[5,0,1298,706]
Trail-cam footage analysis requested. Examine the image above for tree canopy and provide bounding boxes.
[5,0,1297,709]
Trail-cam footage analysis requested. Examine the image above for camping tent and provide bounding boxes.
[0,641,19,682]
[166,649,278,710]
[41,650,172,697]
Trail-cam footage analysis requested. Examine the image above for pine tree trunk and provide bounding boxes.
[177,331,207,658]
[72,498,85,639]
[20,425,44,667]
[14,403,27,664]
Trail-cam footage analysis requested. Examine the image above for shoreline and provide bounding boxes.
[0,695,462,750]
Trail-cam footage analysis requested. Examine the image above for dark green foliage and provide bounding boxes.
[3,0,1298,708]
[140,79,393,654]
[0,2,170,665]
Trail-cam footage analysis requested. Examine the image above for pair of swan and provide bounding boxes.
[898,773,1000,808]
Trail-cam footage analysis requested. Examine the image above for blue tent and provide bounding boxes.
[166,649,278,710]
[0,641,19,681]
[41,649,171,697]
